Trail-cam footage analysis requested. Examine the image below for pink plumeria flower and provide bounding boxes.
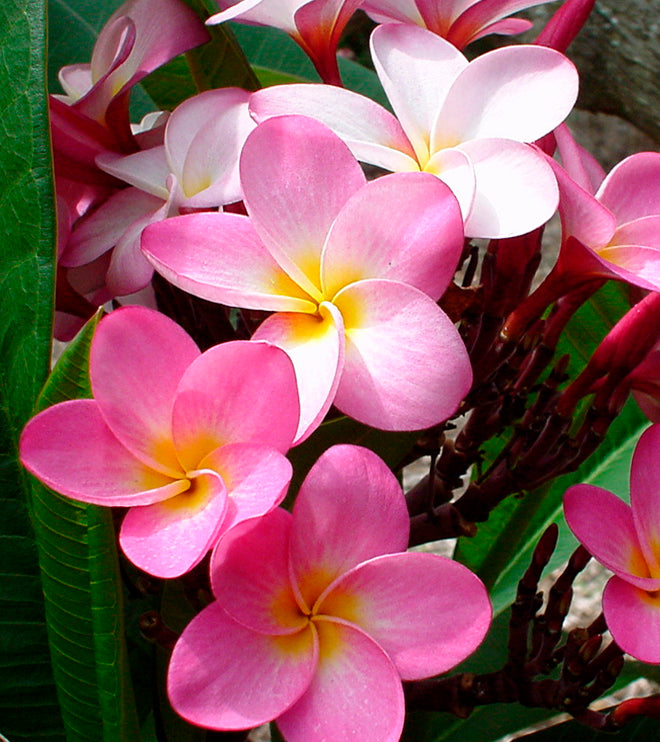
[142,115,471,442]
[250,24,578,238]
[168,444,492,740]
[60,88,255,297]
[564,424,660,663]
[546,149,660,292]
[207,0,363,84]
[20,307,299,579]
[362,0,550,49]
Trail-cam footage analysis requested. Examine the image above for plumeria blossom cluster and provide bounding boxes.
[16,0,660,739]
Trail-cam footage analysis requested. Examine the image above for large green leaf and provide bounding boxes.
[27,313,142,741]
[0,0,62,738]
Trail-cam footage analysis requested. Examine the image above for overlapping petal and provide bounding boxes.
[168,602,318,730]
[277,617,405,742]
[289,445,409,610]
[630,424,660,577]
[317,552,491,678]
[333,279,472,429]
[596,152,660,224]
[602,577,660,664]
[119,469,228,577]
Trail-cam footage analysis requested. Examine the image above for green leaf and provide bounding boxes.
[26,312,142,742]
[0,0,62,738]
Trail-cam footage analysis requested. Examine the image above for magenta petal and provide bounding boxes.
[241,115,366,298]
[201,442,292,532]
[333,279,472,430]
[596,152,660,224]
[142,212,315,312]
[168,603,318,730]
[603,576,660,664]
[319,552,491,679]
[321,172,463,301]
[563,484,660,589]
[253,302,344,444]
[172,341,299,470]
[630,424,660,576]
[90,306,199,476]
[19,399,184,506]
[290,445,409,609]
[119,469,228,578]
[278,618,405,742]
[211,508,306,634]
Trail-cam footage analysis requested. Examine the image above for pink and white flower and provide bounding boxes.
[564,423,660,663]
[168,444,492,740]
[142,115,471,442]
[20,307,299,578]
[250,23,578,238]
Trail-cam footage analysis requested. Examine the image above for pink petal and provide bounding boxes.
[437,45,577,145]
[612,215,660,250]
[361,0,425,27]
[253,303,344,444]
[290,444,409,611]
[240,116,365,300]
[603,576,660,664]
[201,442,292,532]
[448,0,548,48]
[424,146,477,223]
[630,424,660,576]
[332,279,472,430]
[597,152,660,224]
[168,602,318,730]
[318,552,491,678]
[165,88,254,207]
[119,469,228,577]
[321,172,463,301]
[278,617,405,742]
[249,84,418,172]
[207,0,295,31]
[211,508,306,635]
[96,147,170,198]
[172,341,300,471]
[546,154,617,248]
[595,245,660,292]
[142,212,316,312]
[63,187,164,267]
[563,484,660,590]
[554,122,606,194]
[467,17,532,44]
[58,64,93,100]
[90,306,199,476]
[371,24,467,165]
[19,399,185,506]
[456,139,559,238]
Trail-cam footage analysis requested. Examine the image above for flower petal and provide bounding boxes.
[603,576,660,664]
[321,171,463,301]
[90,306,199,476]
[333,279,472,430]
[424,145,477,224]
[142,212,316,312]
[277,617,405,742]
[168,602,318,730]
[371,24,467,165]
[19,399,185,506]
[119,469,228,577]
[318,552,491,678]
[630,424,660,576]
[172,341,300,470]
[253,302,344,444]
[211,508,306,634]
[457,138,559,238]
[596,152,660,224]
[201,442,292,532]
[595,245,660,292]
[563,484,660,590]
[96,146,170,198]
[240,115,366,299]
[290,444,409,611]
[249,83,418,172]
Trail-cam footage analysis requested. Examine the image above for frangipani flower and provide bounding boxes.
[564,424,660,663]
[362,0,550,49]
[168,444,492,740]
[62,88,255,296]
[20,307,299,578]
[250,23,578,238]
[142,115,471,442]
[545,150,660,292]
[207,0,363,84]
